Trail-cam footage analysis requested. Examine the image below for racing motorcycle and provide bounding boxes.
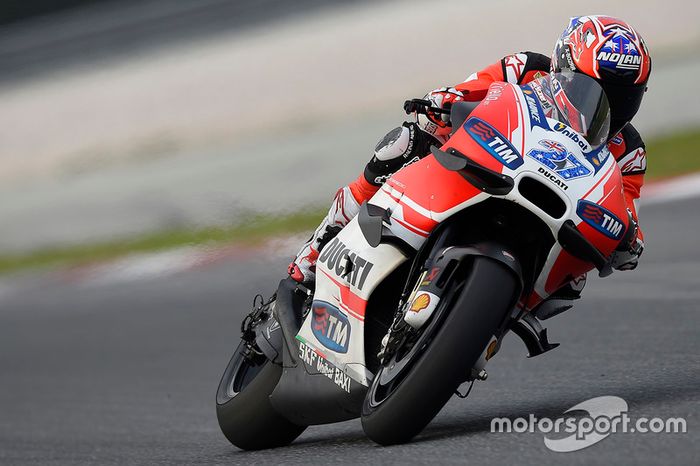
[216,72,635,449]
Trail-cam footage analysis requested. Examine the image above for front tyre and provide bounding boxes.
[216,341,305,450]
[361,257,519,445]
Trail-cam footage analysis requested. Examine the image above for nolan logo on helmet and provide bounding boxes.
[596,31,642,71]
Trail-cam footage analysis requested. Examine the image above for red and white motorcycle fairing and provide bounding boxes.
[296,79,629,388]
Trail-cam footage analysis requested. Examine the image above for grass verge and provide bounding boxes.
[0,209,325,276]
[1,128,699,276]
[645,128,700,180]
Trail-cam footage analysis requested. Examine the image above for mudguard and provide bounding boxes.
[424,242,523,296]
[404,241,523,329]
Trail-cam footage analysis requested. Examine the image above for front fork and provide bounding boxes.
[382,241,559,389]
[380,242,525,382]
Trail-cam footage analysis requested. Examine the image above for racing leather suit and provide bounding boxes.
[289,52,647,301]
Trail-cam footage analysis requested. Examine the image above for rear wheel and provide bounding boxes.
[216,340,305,450]
[361,257,519,445]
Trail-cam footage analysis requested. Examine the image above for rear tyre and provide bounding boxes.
[361,257,519,445]
[216,341,305,450]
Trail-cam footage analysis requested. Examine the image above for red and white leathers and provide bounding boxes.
[288,180,377,283]
[290,52,647,284]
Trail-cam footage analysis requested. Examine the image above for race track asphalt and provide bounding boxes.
[0,195,698,465]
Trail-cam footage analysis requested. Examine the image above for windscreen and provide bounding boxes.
[546,71,611,150]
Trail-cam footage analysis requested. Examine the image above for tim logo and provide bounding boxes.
[596,28,642,71]
[527,139,592,180]
[464,117,523,169]
[311,301,351,353]
[577,200,626,240]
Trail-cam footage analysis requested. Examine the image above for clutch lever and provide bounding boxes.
[403,98,451,116]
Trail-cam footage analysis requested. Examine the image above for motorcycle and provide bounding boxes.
[215,72,635,449]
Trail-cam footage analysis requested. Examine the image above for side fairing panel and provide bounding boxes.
[296,217,407,386]
[530,159,630,301]
[373,155,489,250]
[372,81,523,249]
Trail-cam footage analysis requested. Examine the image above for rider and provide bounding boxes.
[288,16,651,313]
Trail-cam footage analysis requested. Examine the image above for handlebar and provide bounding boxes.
[403,98,451,116]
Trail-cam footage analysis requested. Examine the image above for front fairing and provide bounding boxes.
[300,82,629,388]
[376,80,629,301]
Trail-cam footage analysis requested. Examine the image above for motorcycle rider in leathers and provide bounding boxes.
[287,16,651,316]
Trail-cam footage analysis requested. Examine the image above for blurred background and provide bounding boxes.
[0,1,698,464]
[1,0,699,259]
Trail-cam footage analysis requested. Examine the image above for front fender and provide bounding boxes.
[404,242,523,329]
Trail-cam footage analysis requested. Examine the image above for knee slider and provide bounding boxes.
[373,125,413,161]
[365,123,439,186]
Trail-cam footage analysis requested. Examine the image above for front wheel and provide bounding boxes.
[361,257,519,445]
[216,341,305,450]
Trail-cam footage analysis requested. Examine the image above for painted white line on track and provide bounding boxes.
[643,172,700,205]
[1,175,699,298]
[81,247,203,287]
[58,177,700,289]
[76,233,309,288]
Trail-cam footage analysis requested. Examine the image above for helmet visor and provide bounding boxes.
[602,79,647,137]
[549,71,611,149]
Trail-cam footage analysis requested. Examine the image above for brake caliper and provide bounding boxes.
[239,294,277,362]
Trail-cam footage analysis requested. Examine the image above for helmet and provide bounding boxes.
[551,16,651,140]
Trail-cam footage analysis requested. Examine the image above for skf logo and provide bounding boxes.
[464,117,523,169]
[576,200,626,240]
[311,301,351,353]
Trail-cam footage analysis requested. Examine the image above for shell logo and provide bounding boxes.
[410,293,431,313]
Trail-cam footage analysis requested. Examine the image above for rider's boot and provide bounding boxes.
[287,176,377,285]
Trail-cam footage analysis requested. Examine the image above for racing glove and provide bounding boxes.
[611,237,644,271]
[415,87,465,139]
[610,210,644,271]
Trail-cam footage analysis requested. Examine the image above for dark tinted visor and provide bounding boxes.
[602,80,646,137]
[549,71,611,149]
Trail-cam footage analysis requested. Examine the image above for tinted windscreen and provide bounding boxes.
[547,72,611,149]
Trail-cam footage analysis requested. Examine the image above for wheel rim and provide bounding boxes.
[367,296,450,408]
[216,342,267,405]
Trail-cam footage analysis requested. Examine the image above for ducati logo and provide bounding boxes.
[318,238,375,290]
